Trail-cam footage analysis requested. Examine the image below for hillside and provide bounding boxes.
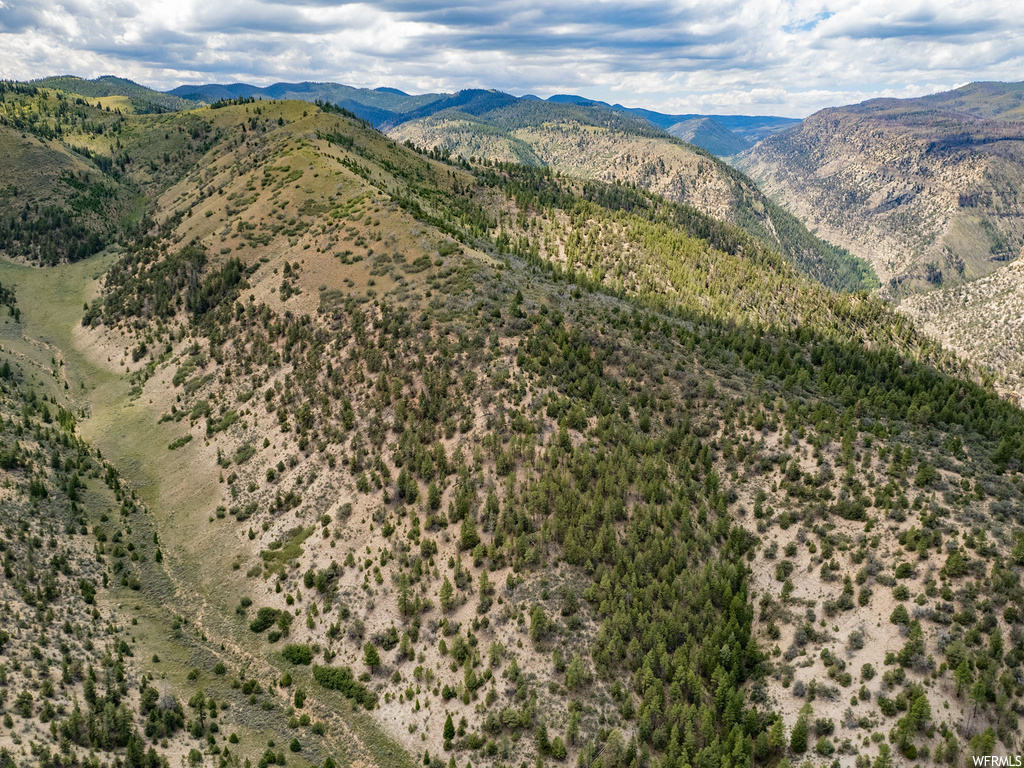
[1,83,1023,768]
[169,81,448,124]
[738,81,1024,297]
[31,76,194,113]
[388,100,878,292]
[666,117,751,157]
[899,258,1024,400]
[0,82,147,265]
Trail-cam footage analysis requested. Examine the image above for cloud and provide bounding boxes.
[0,0,1022,115]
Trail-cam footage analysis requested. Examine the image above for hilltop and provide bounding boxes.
[30,75,194,113]
[0,82,1022,768]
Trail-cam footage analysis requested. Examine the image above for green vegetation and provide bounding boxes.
[391,99,877,292]
[31,75,194,113]
[282,643,314,664]
[3,80,1024,768]
[0,287,175,767]
[313,665,377,709]
[259,526,314,576]
[168,433,193,450]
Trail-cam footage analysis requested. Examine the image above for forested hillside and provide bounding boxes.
[738,80,1024,399]
[388,101,878,293]
[0,83,1022,768]
[0,279,179,768]
[30,76,193,114]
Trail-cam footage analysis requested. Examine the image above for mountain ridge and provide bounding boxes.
[164,78,798,154]
[387,100,877,292]
[15,75,875,293]
[3,76,1024,768]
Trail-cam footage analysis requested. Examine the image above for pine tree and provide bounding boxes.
[364,643,381,671]
[536,722,551,754]
[439,576,454,612]
[529,604,548,644]
[460,514,479,550]
[873,744,894,768]
[565,653,588,689]
[768,718,786,755]
[477,570,493,614]
[551,736,567,760]
[790,708,809,753]
[954,659,972,696]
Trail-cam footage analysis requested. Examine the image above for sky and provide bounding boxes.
[1,0,1023,117]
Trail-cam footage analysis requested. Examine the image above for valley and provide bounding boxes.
[736,81,1024,401]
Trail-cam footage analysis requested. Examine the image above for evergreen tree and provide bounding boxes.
[790,706,810,753]
[440,576,454,612]
[364,643,381,671]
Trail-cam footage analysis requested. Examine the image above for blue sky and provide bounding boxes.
[1,0,1023,116]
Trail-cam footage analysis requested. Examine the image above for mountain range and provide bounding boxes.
[2,73,1024,768]
[32,75,798,156]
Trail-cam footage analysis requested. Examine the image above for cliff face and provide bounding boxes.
[739,83,1024,296]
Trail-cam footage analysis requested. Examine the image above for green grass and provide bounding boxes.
[0,252,406,765]
[261,526,314,577]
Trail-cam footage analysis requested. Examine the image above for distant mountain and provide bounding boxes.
[855,80,1024,121]
[610,107,800,145]
[707,114,803,144]
[26,76,798,157]
[541,95,799,146]
[31,75,192,113]
[378,89,520,129]
[666,117,751,157]
[739,80,1024,295]
[163,80,795,156]
[167,80,450,126]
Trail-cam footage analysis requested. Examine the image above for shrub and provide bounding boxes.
[282,644,313,665]
[312,665,376,709]
[250,608,281,633]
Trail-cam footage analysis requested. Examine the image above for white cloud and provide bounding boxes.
[0,0,1022,115]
